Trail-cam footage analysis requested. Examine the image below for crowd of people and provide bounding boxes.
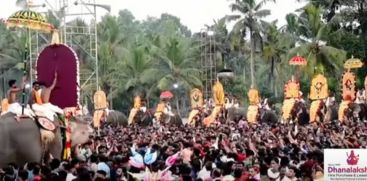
[1,111,367,181]
[1,75,366,180]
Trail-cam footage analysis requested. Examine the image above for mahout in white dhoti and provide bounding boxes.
[32,103,63,121]
[6,102,35,117]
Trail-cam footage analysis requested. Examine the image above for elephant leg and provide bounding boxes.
[15,137,43,165]
[49,130,63,160]
[10,121,43,165]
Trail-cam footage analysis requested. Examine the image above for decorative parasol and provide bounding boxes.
[217,69,234,79]
[6,8,54,115]
[344,57,363,69]
[289,55,307,66]
[6,10,54,33]
[160,91,174,99]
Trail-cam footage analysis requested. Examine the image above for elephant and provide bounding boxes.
[133,110,154,127]
[288,101,309,125]
[345,103,367,122]
[324,104,338,123]
[105,110,128,126]
[226,107,246,122]
[0,112,93,168]
[259,109,279,126]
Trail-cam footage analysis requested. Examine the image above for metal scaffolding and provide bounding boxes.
[59,0,98,92]
[27,0,109,105]
[200,29,217,101]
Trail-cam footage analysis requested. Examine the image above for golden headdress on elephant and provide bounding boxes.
[93,90,107,128]
[188,88,203,126]
[282,76,300,122]
[309,74,328,100]
[342,71,356,101]
[128,95,142,125]
[204,80,224,127]
[248,87,260,105]
[338,71,356,121]
[309,74,328,123]
[284,78,300,99]
[213,80,225,106]
[190,88,203,109]
[154,102,165,121]
[247,86,260,124]
[133,96,141,109]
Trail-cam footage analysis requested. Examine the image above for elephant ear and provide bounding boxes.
[69,121,77,131]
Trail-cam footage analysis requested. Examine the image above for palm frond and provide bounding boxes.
[254,9,271,18]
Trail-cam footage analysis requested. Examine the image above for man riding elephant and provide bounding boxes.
[31,72,64,121]
[4,77,35,119]
[128,97,152,127]
[92,90,108,129]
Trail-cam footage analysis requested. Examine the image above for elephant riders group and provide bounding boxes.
[1,72,63,122]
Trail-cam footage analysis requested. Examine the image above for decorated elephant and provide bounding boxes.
[0,112,93,167]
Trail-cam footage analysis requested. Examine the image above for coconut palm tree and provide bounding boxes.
[147,37,202,91]
[97,15,129,103]
[262,21,295,96]
[122,44,155,96]
[142,37,202,113]
[287,4,346,77]
[227,0,275,86]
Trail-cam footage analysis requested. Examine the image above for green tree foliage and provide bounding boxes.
[1,0,366,112]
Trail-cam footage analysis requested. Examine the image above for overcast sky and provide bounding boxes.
[0,0,305,32]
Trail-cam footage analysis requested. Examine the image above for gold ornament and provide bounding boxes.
[310,100,322,123]
[282,98,296,121]
[93,90,107,110]
[341,71,356,101]
[248,88,260,105]
[213,80,225,106]
[310,74,328,100]
[190,88,203,109]
[247,105,258,124]
[338,100,350,122]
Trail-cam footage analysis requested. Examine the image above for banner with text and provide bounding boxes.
[324,149,367,181]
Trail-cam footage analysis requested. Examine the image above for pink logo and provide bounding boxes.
[346,150,359,165]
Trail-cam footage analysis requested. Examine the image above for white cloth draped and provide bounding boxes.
[7,103,35,117]
[32,103,63,121]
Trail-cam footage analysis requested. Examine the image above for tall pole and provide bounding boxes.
[28,27,33,85]
[94,4,99,91]
[250,31,255,87]
[22,31,29,115]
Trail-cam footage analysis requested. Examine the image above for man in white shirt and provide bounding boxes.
[197,162,213,180]
[65,163,77,181]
